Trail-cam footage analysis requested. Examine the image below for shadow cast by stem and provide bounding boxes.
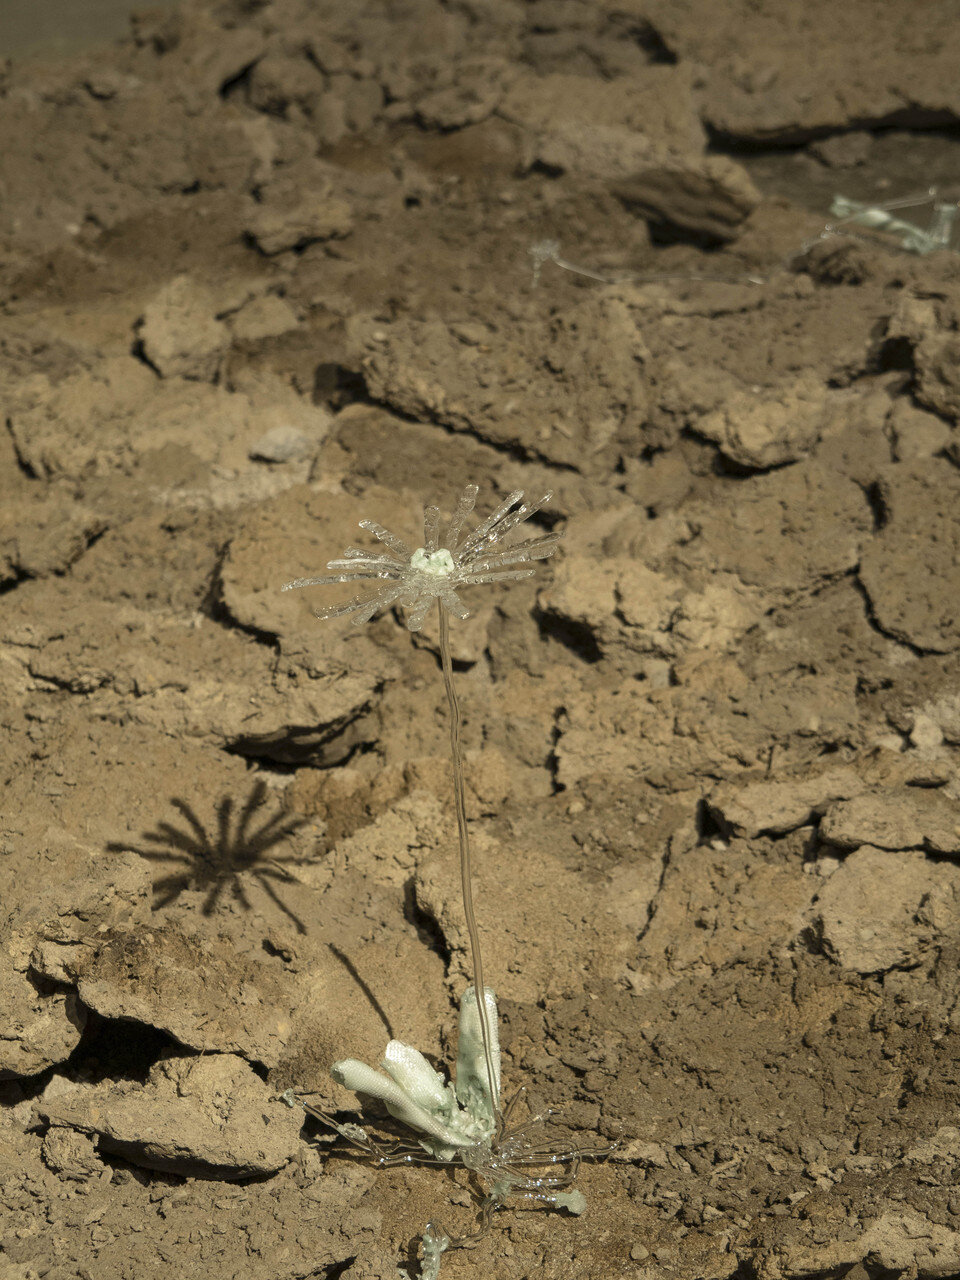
[328,943,394,1039]
[109,781,309,934]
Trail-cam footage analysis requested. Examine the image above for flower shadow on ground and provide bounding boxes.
[109,781,309,933]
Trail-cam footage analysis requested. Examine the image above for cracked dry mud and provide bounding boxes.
[3,2,960,1278]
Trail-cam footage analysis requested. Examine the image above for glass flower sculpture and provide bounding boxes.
[281,484,561,632]
[281,485,608,1276]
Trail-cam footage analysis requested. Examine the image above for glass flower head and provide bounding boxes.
[281,484,561,631]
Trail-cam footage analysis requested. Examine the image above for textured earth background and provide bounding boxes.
[3,2,960,1278]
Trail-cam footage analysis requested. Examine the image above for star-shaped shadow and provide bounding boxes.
[110,781,310,934]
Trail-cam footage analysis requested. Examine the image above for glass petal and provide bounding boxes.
[358,519,411,558]
[423,505,441,552]
[457,490,524,559]
[445,484,479,550]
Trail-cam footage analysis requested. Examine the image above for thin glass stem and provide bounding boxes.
[437,603,501,1124]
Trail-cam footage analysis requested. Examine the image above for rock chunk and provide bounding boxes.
[0,972,87,1081]
[1,844,150,1080]
[416,827,642,1002]
[249,424,318,463]
[18,586,380,767]
[546,554,763,665]
[501,68,706,171]
[644,0,960,141]
[352,295,649,473]
[5,357,326,486]
[42,1126,103,1181]
[678,460,871,594]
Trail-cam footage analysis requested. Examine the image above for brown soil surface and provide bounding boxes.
[3,3,960,1278]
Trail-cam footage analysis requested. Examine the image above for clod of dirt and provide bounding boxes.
[678,459,873,592]
[245,191,353,255]
[138,276,231,380]
[611,154,761,243]
[2,845,151,1080]
[416,825,649,1002]
[707,764,864,838]
[695,376,829,469]
[248,423,315,463]
[634,830,817,989]
[5,358,328,489]
[812,846,960,972]
[501,67,706,170]
[63,924,298,1066]
[859,465,960,653]
[352,294,649,472]
[820,785,960,855]
[888,397,952,462]
[646,0,960,140]
[0,497,107,584]
[547,552,764,668]
[42,1126,103,1181]
[36,1052,303,1177]
[0,977,87,1082]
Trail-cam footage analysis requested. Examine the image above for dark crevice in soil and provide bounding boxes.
[874,334,916,374]
[405,876,452,968]
[129,336,163,379]
[634,834,674,947]
[201,545,280,650]
[362,389,583,476]
[5,414,39,479]
[64,522,111,570]
[695,796,727,843]
[634,215,732,252]
[546,705,564,793]
[684,430,800,479]
[246,757,302,778]
[629,20,679,65]
[67,1012,179,1086]
[851,572,926,657]
[188,1162,281,1187]
[536,610,602,663]
[860,479,889,531]
[0,570,28,597]
[313,361,368,410]
[218,60,261,100]
[225,707,370,769]
[29,668,107,693]
[97,1150,185,1186]
[708,114,960,154]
